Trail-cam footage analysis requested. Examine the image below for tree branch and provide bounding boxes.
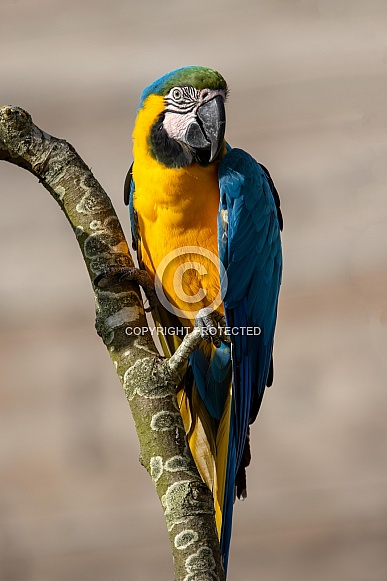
[0,105,225,581]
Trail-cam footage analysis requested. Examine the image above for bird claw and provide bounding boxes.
[93,266,157,312]
[194,307,226,348]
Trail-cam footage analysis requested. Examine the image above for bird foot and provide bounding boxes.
[93,266,157,312]
[194,307,226,348]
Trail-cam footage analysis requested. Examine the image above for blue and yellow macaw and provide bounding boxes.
[124,66,283,571]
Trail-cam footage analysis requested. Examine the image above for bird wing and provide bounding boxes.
[124,162,140,255]
[218,147,283,566]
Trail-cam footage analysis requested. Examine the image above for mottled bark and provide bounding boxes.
[0,105,225,581]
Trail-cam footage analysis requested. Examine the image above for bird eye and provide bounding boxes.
[172,88,183,101]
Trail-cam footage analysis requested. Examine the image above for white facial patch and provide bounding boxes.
[162,110,196,141]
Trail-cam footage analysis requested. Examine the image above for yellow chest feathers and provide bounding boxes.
[132,95,223,320]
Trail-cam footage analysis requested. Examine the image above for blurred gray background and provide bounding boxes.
[1,1,386,580]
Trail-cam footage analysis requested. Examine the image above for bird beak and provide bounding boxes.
[197,95,226,162]
[183,95,226,162]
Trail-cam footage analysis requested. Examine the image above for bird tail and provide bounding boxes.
[152,305,234,571]
[177,369,232,543]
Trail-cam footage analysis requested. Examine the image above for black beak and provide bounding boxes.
[197,95,226,162]
[183,95,226,162]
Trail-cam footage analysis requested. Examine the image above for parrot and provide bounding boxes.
[124,66,283,572]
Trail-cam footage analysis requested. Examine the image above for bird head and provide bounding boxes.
[134,66,228,168]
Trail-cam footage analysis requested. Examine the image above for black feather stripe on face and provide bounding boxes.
[164,87,200,115]
[149,113,194,168]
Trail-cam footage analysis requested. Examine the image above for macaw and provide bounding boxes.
[124,66,282,572]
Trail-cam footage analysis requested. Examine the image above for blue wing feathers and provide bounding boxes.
[218,148,282,569]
